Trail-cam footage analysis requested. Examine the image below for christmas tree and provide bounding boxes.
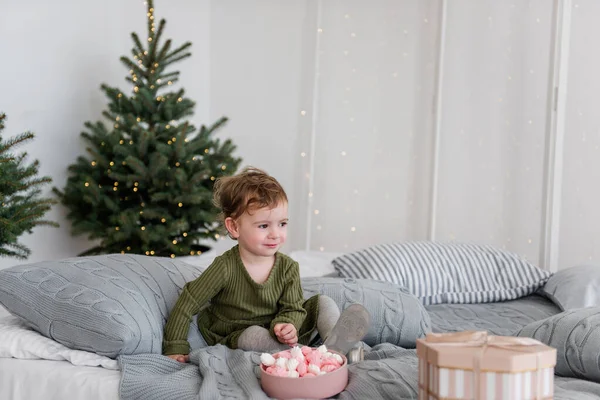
[54,0,241,258]
[0,113,58,259]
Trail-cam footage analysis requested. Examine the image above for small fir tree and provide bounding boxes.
[0,113,58,259]
[54,0,241,257]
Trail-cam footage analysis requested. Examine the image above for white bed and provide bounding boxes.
[0,358,120,400]
[0,250,340,400]
[3,249,600,400]
[0,306,120,400]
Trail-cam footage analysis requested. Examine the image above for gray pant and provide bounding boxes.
[236,295,340,352]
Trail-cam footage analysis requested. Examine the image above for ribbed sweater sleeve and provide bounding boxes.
[162,260,229,355]
[269,261,307,334]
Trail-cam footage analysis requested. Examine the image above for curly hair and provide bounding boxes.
[213,166,288,224]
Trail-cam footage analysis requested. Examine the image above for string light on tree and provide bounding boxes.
[54,0,241,258]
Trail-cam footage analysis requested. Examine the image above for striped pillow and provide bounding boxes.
[331,241,552,305]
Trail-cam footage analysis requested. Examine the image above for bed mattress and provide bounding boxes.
[0,306,120,400]
[0,358,120,400]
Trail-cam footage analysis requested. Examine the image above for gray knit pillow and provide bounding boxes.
[301,277,431,348]
[517,307,600,382]
[0,254,203,358]
[539,265,600,311]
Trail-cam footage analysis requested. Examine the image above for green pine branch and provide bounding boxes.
[54,0,242,258]
[0,113,59,260]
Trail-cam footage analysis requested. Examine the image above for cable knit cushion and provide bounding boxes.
[540,265,600,311]
[332,241,552,305]
[0,254,203,358]
[301,277,431,348]
[517,307,600,382]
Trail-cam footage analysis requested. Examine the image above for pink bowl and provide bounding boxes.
[260,350,348,399]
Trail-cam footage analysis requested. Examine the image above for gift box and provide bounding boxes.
[416,331,557,400]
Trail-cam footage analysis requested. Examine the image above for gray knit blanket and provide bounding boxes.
[119,342,600,400]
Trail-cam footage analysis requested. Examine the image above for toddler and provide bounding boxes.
[163,167,344,361]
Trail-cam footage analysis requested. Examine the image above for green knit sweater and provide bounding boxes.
[162,245,319,354]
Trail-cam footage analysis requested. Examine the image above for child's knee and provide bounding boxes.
[318,295,339,310]
[241,325,272,340]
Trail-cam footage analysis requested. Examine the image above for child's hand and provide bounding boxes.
[274,323,298,345]
[167,354,189,363]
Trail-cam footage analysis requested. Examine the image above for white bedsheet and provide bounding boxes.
[0,312,121,399]
[0,357,120,400]
[0,315,118,369]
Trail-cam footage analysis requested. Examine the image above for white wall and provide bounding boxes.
[435,0,553,265]
[208,0,311,255]
[305,0,440,253]
[559,0,600,269]
[0,0,213,269]
[1,0,599,272]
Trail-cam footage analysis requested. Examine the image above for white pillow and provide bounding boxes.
[289,250,343,278]
[179,249,341,278]
[332,241,552,305]
[0,316,118,369]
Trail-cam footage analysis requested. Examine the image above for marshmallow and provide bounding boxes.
[297,361,308,376]
[260,353,276,367]
[301,346,312,356]
[286,358,299,372]
[306,350,322,367]
[290,346,303,358]
[332,354,344,364]
[290,346,305,362]
[322,364,338,373]
[266,366,287,376]
[275,357,287,368]
[307,363,321,375]
[321,357,341,367]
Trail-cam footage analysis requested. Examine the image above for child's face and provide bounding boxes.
[231,202,288,258]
